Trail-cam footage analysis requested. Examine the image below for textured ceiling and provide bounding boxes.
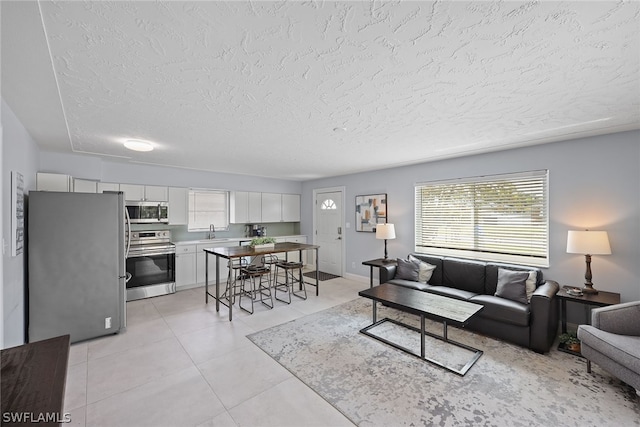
[2,1,639,180]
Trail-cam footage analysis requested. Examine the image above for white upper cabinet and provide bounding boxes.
[73,179,98,193]
[231,191,300,223]
[36,173,72,192]
[282,194,301,222]
[261,193,282,223]
[120,184,168,202]
[230,191,262,223]
[168,187,188,225]
[248,192,262,223]
[97,182,120,193]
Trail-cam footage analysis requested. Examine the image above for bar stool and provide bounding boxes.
[274,260,306,303]
[238,256,274,314]
[225,258,247,304]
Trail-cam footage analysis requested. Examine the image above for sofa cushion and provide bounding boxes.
[427,286,478,301]
[387,279,433,292]
[408,255,436,283]
[578,326,640,375]
[395,258,421,282]
[442,258,486,294]
[486,263,543,295]
[408,254,443,284]
[495,268,529,304]
[470,294,530,327]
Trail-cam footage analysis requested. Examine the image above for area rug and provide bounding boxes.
[247,299,639,426]
[303,271,341,281]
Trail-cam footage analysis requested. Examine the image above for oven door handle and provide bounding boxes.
[127,249,176,258]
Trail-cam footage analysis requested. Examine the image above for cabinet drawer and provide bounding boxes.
[175,244,196,254]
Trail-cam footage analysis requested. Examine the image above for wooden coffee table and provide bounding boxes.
[359,284,484,376]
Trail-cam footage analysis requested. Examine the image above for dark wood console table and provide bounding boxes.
[1,335,70,425]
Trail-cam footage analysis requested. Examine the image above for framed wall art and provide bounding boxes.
[355,193,387,232]
[11,171,24,256]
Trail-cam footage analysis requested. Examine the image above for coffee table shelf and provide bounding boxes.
[359,284,484,376]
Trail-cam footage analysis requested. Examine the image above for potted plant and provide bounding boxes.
[559,332,581,352]
[250,237,276,249]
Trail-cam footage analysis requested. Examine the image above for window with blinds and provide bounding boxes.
[188,189,229,231]
[415,170,549,267]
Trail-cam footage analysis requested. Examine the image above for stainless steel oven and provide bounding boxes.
[126,201,169,224]
[126,230,175,301]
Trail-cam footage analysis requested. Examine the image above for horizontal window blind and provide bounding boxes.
[415,170,549,266]
[188,189,229,231]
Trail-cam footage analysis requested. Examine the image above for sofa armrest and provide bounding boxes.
[592,301,640,336]
[529,280,560,353]
[379,264,397,284]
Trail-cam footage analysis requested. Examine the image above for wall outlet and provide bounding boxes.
[351,262,356,268]
[105,317,112,329]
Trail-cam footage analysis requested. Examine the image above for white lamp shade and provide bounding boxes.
[566,230,611,255]
[376,223,396,240]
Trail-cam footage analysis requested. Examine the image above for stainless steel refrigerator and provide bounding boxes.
[28,191,127,343]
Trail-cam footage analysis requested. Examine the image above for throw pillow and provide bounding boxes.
[525,270,537,303]
[495,268,529,304]
[408,255,436,283]
[395,258,421,282]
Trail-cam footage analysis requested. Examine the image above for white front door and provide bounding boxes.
[315,190,343,276]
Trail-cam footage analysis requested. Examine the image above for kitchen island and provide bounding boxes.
[204,242,320,321]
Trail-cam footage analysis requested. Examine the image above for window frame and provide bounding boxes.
[187,188,230,232]
[414,170,549,267]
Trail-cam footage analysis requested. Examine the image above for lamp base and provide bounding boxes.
[582,284,599,295]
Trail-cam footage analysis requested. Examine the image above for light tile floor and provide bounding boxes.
[65,275,366,426]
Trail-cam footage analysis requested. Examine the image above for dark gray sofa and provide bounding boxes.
[379,253,560,353]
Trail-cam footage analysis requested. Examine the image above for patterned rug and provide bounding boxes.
[303,271,341,281]
[247,299,639,426]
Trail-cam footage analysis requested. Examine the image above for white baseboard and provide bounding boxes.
[344,272,376,285]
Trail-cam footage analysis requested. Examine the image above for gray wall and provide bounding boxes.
[2,99,39,348]
[301,131,640,303]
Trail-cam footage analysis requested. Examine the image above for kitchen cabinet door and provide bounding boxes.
[175,245,197,289]
[120,184,145,201]
[261,193,282,223]
[144,185,168,202]
[248,192,262,223]
[73,179,98,193]
[285,236,307,263]
[36,173,72,192]
[230,191,249,223]
[168,187,188,225]
[282,194,301,222]
[97,182,119,193]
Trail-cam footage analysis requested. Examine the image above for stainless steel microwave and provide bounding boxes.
[126,201,169,223]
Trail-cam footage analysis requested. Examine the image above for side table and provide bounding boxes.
[557,286,620,357]
[362,258,397,288]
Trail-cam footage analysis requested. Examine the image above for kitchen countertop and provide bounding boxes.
[172,235,306,246]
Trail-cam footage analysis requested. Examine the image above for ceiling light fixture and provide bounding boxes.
[333,127,347,132]
[124,139,154,152]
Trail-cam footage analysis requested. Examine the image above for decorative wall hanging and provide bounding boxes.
[355,193,387,232]
[11,171,24,256]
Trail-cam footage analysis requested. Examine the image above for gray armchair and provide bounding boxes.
[577,301,640,393]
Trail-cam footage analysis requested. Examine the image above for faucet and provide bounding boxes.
[209,224,215,239]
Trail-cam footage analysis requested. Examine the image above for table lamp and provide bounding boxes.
[566,230,611,294]
[376,223,396,261]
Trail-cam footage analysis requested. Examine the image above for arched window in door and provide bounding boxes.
[321,199,337,210]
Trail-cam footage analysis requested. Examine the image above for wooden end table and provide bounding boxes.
[557,286,620,357]
[362,258,397,288]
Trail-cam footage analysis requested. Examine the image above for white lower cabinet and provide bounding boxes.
[175,245,197,290]
[286,236,307,264]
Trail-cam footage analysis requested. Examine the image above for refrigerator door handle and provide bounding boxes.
[125,207,132,258]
